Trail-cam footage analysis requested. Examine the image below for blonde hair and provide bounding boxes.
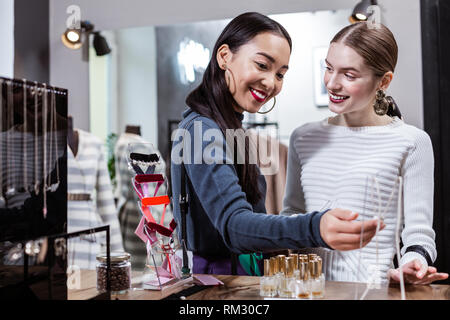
[331,22,398,78]
[331,22,401,118]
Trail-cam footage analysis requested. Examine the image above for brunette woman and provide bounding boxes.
[170,13,382,275]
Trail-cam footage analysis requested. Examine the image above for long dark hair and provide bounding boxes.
[185,12,292,205]
[331,22,401,119]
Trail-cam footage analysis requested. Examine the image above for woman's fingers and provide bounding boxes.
[409,272,448,285]
[389,264,449,285]
[333,216,383,234]
[428,267,437,274]
[416,273,449,284]
[389,268,420,284]
[329,218,383,238]
[400,260,420,276]
[330,209,358,221]
[320,209,386,250]
[389,267,419,283]
[388,269,400,283]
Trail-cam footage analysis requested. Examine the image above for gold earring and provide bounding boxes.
[373,89,389,116]
[224,66,236,95]
[257,96,276,114]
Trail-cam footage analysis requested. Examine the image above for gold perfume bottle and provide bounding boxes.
[310,257,325,299]
[270,256,280,296]
[289,253,299,279]
[276,255,286,296]
[260,259,276,297]
[299,254,309,264]
[280,257,296,298]
[308,253,317,262]
[296,261,311,299]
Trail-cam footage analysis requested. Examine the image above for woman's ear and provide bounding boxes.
[217,44,231,70]
[379,71,394,90]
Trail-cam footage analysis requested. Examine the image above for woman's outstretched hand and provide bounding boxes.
[320,209,385,251]
[388,259,449,285]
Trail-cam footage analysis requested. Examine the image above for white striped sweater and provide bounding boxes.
[281,117,437,283]
[67,129,124,270]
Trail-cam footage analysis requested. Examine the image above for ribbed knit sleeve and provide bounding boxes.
[399,129,436,268]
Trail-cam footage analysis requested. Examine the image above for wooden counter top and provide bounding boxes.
[68,270,450,300]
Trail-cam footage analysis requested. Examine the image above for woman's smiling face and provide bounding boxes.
[217,32,291,114]
[324,41,381,116]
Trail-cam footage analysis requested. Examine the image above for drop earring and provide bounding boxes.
[257,96,276,114]
[222,64,236,95]
[373,89,389,116]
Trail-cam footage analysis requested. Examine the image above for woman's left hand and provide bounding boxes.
[388,259,449,285]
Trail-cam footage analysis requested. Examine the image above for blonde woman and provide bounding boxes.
[282,22,448,284]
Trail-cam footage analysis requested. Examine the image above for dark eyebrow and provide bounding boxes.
[325,58,360,73]
[256,52,289,70]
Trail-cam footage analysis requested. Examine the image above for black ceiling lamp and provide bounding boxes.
[61,20,111,59]
[93,32,111,56]
[349,0,378,23]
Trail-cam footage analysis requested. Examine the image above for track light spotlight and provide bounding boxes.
[61,21,94,50]
[349,0,378,23]
[93,32,111,56]
[61,21,111,57]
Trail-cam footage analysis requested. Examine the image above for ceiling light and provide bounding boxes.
[93,32,111,56]
[61,20,111,59]
[349,0,378,23]
[61,29,82,49]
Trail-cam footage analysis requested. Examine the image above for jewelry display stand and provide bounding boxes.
[0,76,69,299]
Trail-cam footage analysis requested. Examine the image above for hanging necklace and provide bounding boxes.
[47,88,54,192]
[5,80,15,197]
[42,83,48,218]
[34,81,39,195]
[48,87,60,192]
[23,79,28,192]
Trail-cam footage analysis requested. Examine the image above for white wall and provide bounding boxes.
[49,0,424,133]
[0,0,14,78]
[269,10,351,144]
[380,0,424,129]
[89,46,110,142]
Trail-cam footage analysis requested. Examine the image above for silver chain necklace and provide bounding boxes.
[5,80,15,197]
[23,79,28,191]
[34,81,39,195]
[42,83,48,218]
[48,87,60,192]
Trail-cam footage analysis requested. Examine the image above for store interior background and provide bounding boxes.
[0,0,425,153]
[1,0,449,284]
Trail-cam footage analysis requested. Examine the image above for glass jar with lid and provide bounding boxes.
[96,252,131,294]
